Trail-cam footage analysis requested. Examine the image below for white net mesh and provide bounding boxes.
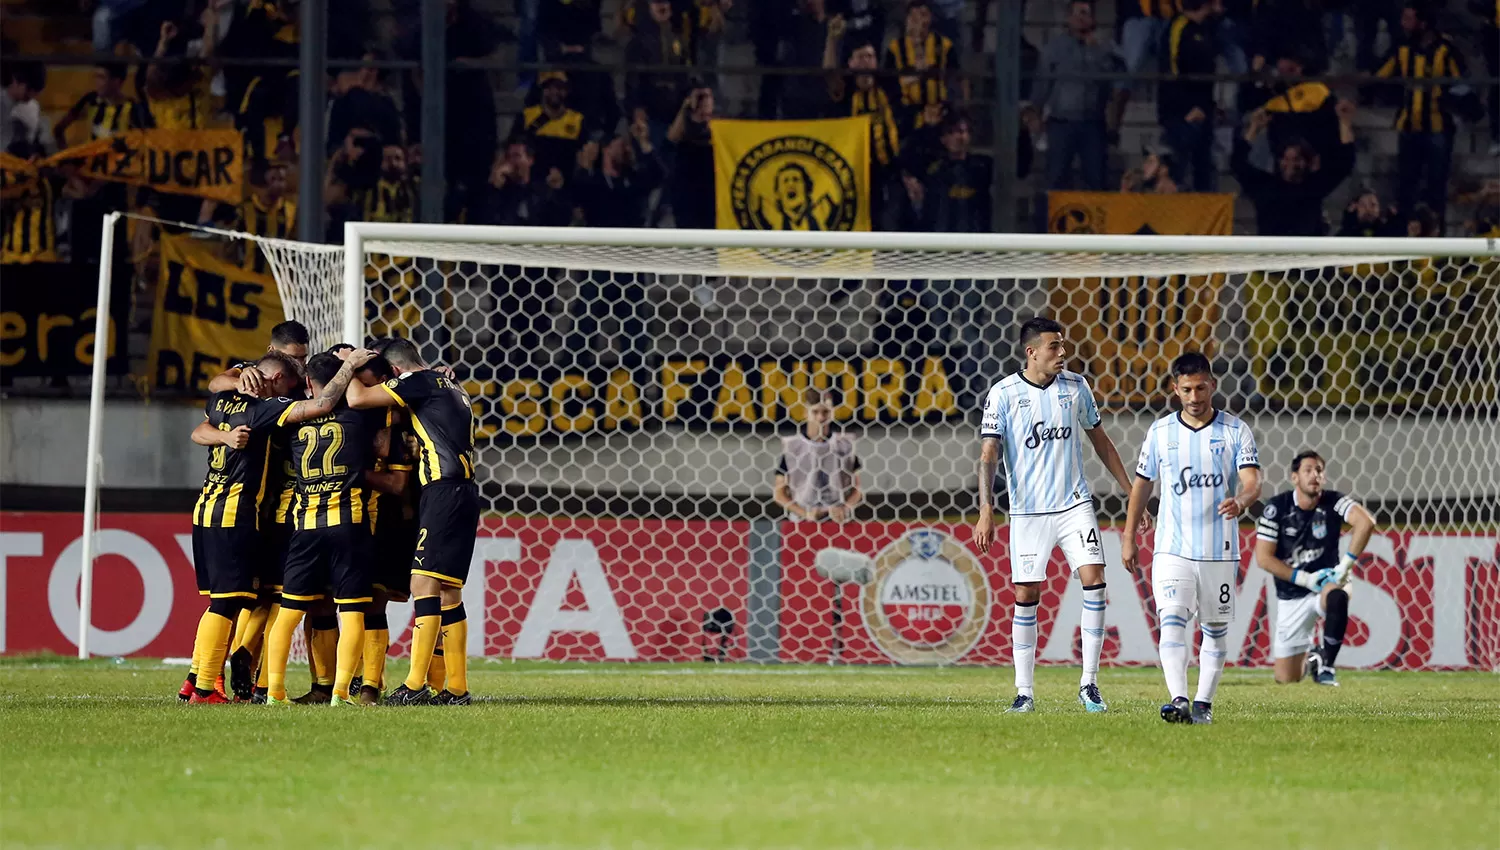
[258,230,1500,671]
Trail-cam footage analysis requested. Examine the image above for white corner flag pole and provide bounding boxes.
[78,211,119,659]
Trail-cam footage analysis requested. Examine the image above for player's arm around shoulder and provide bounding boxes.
[287,349,378,423]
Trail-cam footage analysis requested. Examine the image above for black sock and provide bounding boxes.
[1321,588,1350,668]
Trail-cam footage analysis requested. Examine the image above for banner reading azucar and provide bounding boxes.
[0,129,242,204]
[147,233,287,393]
[713,117,871,231]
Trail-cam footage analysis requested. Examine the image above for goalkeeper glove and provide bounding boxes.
[1333,552,1358,586]
[1292,567,1336,592]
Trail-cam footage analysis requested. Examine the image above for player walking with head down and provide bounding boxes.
[972,318,1139,714]
[1123,352,1262,725]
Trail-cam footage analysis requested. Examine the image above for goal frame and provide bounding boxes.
[75,220,1498,658]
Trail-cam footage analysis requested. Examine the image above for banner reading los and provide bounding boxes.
[713,117,871,231]
[0,129,242,204]
[147,234,286,393]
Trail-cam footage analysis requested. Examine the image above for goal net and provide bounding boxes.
[256,227,1500,671]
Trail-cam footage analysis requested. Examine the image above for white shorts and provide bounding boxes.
[1008,502,1103,583]
[1272,593,1326,659]
[1152,554,1237,624]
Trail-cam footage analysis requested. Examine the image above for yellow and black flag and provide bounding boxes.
[712,117,872,232]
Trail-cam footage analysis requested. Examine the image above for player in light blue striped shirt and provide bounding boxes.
[1123,352,1262,726]
[973,318,1137,715]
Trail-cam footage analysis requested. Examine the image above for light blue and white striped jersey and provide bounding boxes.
[1136,410,1260,561]
[980,370,1102,515]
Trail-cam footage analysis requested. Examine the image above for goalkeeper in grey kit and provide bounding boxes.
[1254,450,1377,686]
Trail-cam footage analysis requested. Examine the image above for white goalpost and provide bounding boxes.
[80,222,1500,668]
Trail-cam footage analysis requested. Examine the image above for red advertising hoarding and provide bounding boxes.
[2,512,1495,670]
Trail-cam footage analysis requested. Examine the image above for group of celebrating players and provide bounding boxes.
[973,318,1376,724]
[180,321,480,706]
[178,314,1373,721]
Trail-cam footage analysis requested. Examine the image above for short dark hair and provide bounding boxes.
[357,355,395,382]
[1179,0,1208,11]
[270,321,310,348]
[96,61,127,81]
[305,352,344,388]
[256,351,303,383]
[1170,351,1214,379]
[1019,317,1064,349]
[379,337,423,369]
[1291,449,1324,474]
[326,342,354,355]
[1404,1,1433,25]
[906,0,930,11]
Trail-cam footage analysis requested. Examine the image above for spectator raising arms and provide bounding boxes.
[780,0,835,120]
[1232,102,1356,236]
[471,141,571,227]
[572,111,665,228]
[665,86,716,229]
[1337,188,1403,237]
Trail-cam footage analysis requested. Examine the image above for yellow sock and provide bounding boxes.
[403,596,442,690]
[265,608,306,701]
[427,647,446,691]
[362,628,389,690]
[255,603,280,689]
[334,611,365,700]
[440,617,468,697]
[310,623,338,687]
[192,610,235,695]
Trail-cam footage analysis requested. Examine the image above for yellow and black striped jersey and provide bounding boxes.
[368,407,417,533]
[379,370,476,486]
[1,176,59,264]
[269,427,297,526]
[357,178,415,224]
[290,405,378,531]
[884,33,955,113]
[1376,35,1467,133]
[194,391,297,528]
[68,92,152,139]
[235,195,296,274]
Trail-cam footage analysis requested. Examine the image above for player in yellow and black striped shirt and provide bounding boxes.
[346,353,418,703]
[261,351,390,706]
[347,337,479,705]
[181,348,374,704]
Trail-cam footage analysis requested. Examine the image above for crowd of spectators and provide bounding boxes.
[2,0,1499,272]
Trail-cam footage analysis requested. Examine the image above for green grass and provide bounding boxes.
[1,659,1496,850]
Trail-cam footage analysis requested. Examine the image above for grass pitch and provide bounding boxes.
[1,659,1496,850]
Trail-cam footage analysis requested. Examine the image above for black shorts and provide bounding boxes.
[191,524,261,600]
[413,480,481,588]
[260,520,293,591]
[282,524,374,606]
[373,509,419,599]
